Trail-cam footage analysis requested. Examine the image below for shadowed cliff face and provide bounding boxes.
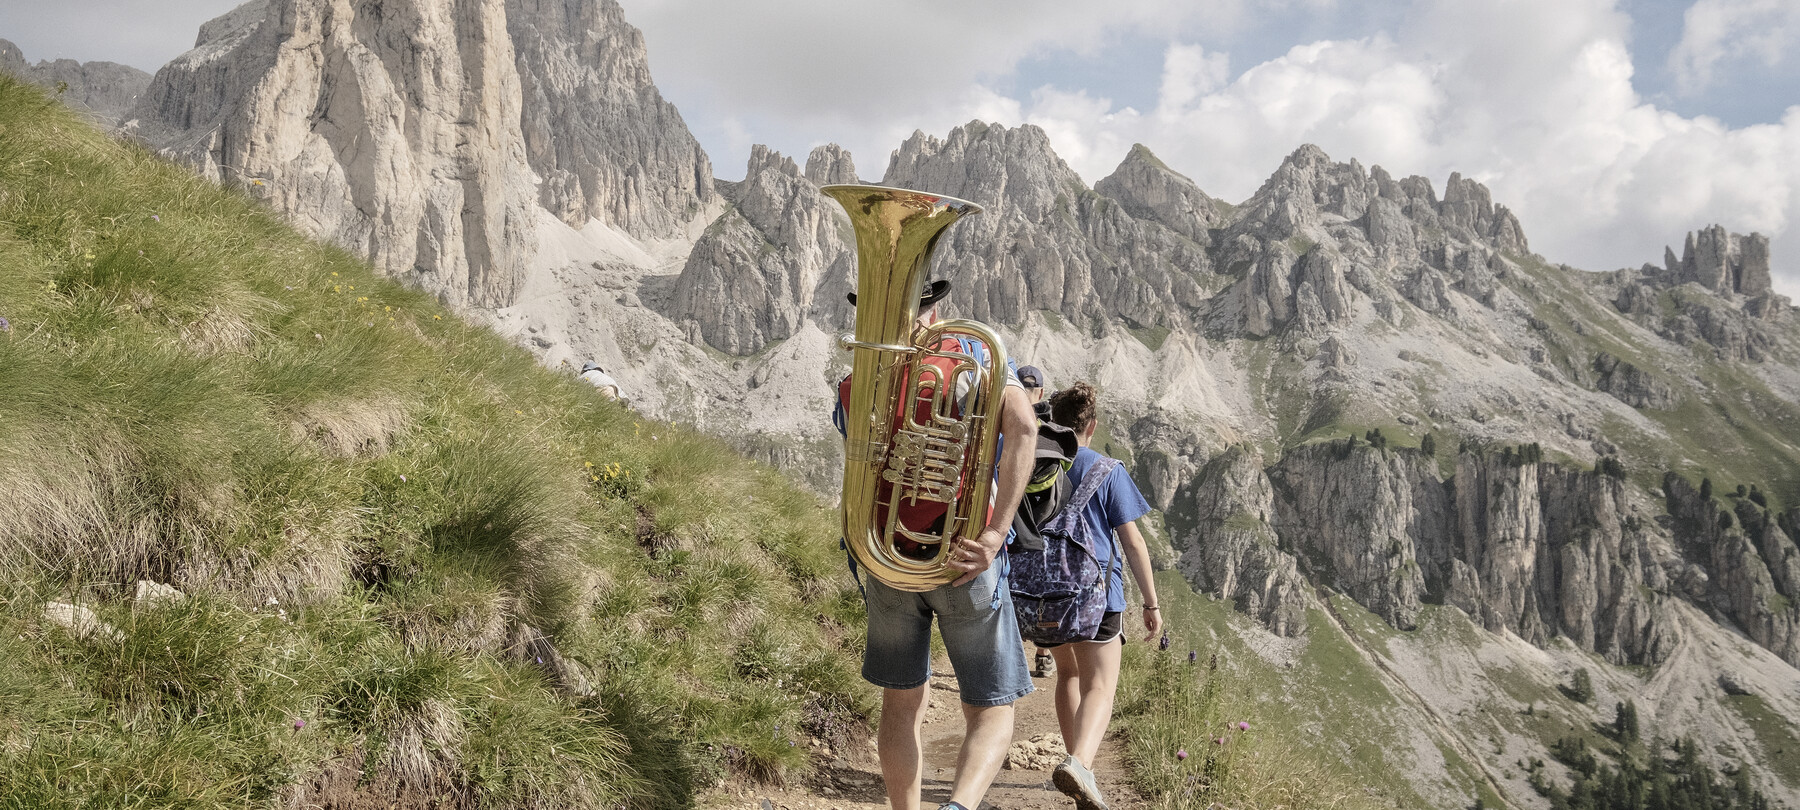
[1181,442,1689,667]
[1665,474,1800,667]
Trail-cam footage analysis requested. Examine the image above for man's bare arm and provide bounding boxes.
[949,385,1037,586]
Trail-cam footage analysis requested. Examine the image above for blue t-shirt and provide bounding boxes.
[1066,446,1150,612]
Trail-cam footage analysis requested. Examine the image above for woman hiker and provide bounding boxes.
[1040,382,1163,810]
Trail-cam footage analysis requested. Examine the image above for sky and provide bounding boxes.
[3,0,1797,297]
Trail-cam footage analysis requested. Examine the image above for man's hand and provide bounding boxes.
[947,525,1008,587]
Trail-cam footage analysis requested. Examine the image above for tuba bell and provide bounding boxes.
[823,184,1010,593]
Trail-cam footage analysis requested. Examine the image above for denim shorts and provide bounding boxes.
[862,564,1035,706]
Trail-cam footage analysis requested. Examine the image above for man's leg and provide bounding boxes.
[878,685,930,810]
[1061,636,1123,767]
[946,700,1016,808]
[927,565,1033,809]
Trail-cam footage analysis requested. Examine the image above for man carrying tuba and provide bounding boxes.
[833,278,1038,810]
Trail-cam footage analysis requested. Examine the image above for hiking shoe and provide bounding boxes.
[1052,754,1109,810]
[1033,651,1056,678]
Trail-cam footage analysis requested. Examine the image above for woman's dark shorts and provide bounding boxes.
[1033,610,1122,649]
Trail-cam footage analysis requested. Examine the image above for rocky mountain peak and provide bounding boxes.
[662,144,855,354]
[125,0,720,309]
[1663,225,1772,296]
[804,144,859,186]
[195,0,269,47]
[127,0,540,308]
[0,38,152,126]
[883,120,1087,221]
[1094,143,1221,244]
[510,0,715,238]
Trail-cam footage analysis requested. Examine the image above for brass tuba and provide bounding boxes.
[823,184,1010,593]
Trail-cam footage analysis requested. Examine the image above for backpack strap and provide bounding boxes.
[1045,457,1119,556]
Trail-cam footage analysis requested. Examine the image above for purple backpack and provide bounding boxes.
[1009,458,1120,645]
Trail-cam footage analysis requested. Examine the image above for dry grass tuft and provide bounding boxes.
[291,396,412,457]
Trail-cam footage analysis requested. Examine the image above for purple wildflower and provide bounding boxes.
[536,656,543,665]
[1176,748,1188,761]
[1188,651,1197,664]
[1238,721,1250,731]
[294,719,306,730]
[1215,737,1225,745]
[1159,632,1170,651]
[0,316,9,333]
[151,215,159,222]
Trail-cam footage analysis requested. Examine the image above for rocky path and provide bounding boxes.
[710,643,1146,810]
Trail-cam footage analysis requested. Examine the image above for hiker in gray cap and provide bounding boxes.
[1017,365,1051,421]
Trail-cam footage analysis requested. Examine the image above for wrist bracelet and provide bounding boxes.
[1144,605,1160,611]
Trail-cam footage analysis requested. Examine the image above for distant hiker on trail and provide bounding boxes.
[832,279,1039,810]
[1036,381,1162,810]
[578,362,622,400]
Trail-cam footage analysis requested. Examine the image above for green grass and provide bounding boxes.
[1128,324,1172,351]
[1725,694,1800,787]
[0,77,869,808]
[1115,575,1377,810]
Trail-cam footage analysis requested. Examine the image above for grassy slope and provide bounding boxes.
[0,77,869,809]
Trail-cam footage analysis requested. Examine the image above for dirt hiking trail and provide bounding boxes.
[711,643,1145,810]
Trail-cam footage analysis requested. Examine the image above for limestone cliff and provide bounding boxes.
[1185,441,1680,665]
[1664,474,1800,667]
[662,145,855,354]
[508,0,715,237]
[122,0,717,310]
[125,0,538,308]
[1172,446,1309,637]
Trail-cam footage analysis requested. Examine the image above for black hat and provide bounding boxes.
[1016,365,1044,390]
[580,362,602,373]
[847,279,951,309]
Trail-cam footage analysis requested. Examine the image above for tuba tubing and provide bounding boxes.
[823,184,1007,593]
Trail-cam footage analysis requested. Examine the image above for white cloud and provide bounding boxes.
[1669,0,1799,95]
[996,0,1800,292]
[1156,44,1230,114]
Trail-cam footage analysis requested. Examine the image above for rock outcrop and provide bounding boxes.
[508,0,715,237]
[663,145,856,354]
[1591,352,1678,409]
[1267,441,1446,630]
[1184,441,1678,664]
[126,0,538,308]
[1664,474,1800,667]
[804,143,859,187]
[0,39,151,125]
[1668,226,1773,297]
[1174,446,1310,637]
